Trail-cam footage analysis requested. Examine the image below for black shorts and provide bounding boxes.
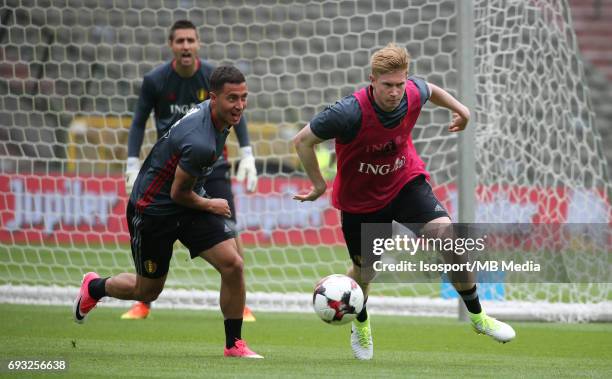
[341,175,449,267]
[126,202,236,278]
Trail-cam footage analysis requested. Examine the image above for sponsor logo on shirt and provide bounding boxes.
[170,103,198,114]
[365,136,405,155]
[357,156,406,175]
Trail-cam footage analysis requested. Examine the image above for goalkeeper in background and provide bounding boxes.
[293,43,515,360]
[123,20,257,321]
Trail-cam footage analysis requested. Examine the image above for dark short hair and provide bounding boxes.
[210,66,246,92]
[168,20,198,41]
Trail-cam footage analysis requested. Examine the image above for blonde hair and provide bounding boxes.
[370,43,411,77]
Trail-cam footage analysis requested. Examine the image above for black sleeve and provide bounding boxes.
[233,115,250,147]
[309,95,362,143]
[178,140,215,178]
[408,76,430,106]
[176,111,216,177]
[127,75,156,157]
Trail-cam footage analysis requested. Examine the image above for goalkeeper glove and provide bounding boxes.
[125,157,141,194]
[236,146,258,193]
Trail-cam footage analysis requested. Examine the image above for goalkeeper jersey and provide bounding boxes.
[127,58,250,168]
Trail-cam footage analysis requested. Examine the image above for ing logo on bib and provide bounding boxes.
[357,156,406,175]
[365,136,405,155]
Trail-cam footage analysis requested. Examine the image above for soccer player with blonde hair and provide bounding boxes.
[293,43,515,360]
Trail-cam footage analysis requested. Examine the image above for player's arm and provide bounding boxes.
[233,116,258,192]
[292,124,327,201]
[427,82,470,132]
[170,165,231,217]
[125,76,156,193]
[292,97,358,201]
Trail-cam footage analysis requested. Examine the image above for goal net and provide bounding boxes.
[0,0,609,322]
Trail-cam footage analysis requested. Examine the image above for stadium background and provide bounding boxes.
[0,0,611,322]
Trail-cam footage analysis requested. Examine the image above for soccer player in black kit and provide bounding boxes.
[122,20,257,321]
[73,66,263,358]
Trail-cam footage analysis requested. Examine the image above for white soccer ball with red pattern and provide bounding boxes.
[312,274,364,325]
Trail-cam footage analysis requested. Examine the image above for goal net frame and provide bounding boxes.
[0,0,610,322]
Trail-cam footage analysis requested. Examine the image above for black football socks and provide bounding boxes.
[458,285,482,314]
[224,318,243,348]
[356,297,368,322]
[88,277,108,300]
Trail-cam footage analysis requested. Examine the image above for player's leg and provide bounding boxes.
[341,207,391,360]
[120,201,191,320]
[200,238,245,319]
[346,264,372,300]
[200,240,261,358]
[422,217,515,343]
[204,174,255,321]
[75,271,167,324]
[395,176,515,343]
[421,216,480,296]
[75,203,175,324]
[105,273,166,302]
[394,177,478,302]
[346,262,375,360]
[180,211,262,358]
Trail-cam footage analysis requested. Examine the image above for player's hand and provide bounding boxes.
[237,146,258,193]
[206,198,232,218]
[293,184,326,202]
[124,157,141,194]
[448,111,469,132]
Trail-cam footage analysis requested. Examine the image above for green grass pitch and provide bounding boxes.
[1,304,611,378]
